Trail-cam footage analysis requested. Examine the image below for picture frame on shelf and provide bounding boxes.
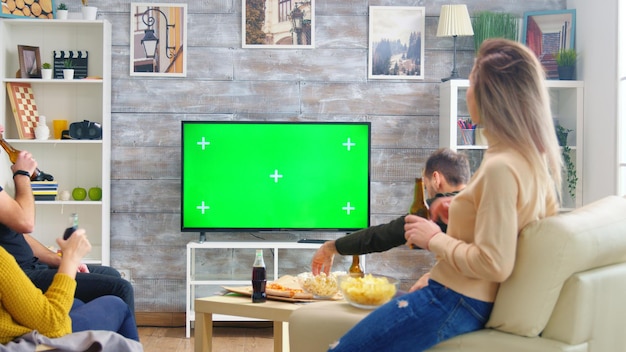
[521,9,576,80]
[368,6,425,80]
[242,0,315,49]
[17,45,42,79]
[130,3,188,77]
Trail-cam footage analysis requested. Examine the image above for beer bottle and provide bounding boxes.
[0,137,54,181]
[251,249,267,303]
[408,177,430,249]
[349,255,364,277]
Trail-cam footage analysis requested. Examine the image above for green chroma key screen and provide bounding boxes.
[181,121,371,231]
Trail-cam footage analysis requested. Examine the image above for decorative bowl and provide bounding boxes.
[337,273,399,309]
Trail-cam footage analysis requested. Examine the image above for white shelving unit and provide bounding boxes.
[186,241,344,338]
[439,79,584,209]
[0,19,112,264]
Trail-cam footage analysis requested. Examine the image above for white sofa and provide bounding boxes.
[289,195,626,352]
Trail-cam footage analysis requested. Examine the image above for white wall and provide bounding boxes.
[617,1,626,196]
[568,0,620,202]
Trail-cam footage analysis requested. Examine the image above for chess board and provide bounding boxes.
[6,82,39,139]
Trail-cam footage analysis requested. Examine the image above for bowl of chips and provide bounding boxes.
[338,273,399,309]
[297,272,342,299]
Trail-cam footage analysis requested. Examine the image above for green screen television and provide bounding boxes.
[181,121,371,232]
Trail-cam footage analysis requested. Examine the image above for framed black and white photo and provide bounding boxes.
[522,10,576,79]
[18,45,42,79]
[242,0,315,48]
[368,6,425,80]
[130,3,188,77]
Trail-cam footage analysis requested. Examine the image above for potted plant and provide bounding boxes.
[81,0,98,20]
[63,59,75,80]
[556,124,578,199]
[56,3,68,20]
[471,11,519,53]
[554,49,577,80]
[41,62,53,79]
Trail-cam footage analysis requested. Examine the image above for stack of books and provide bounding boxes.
[31,181,59,201]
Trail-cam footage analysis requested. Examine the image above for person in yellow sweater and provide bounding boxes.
[0,149,138,344]
[328,38,562,351]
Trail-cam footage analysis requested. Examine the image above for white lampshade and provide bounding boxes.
[437,4,474,37]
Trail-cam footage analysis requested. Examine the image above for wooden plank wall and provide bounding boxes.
[81,0,565,313]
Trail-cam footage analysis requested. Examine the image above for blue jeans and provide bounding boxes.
[70,297,139,341]
[24,264,135,316]
[328,280,493,352]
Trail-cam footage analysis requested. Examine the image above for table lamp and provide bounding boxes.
[437,4,474,82]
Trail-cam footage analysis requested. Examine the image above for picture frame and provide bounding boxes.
[522,9,576,79]
[130,3,188,77]
[18,45,42,79]
[368,6,425,80]
[242,0,315,49]
[0,0,55,19]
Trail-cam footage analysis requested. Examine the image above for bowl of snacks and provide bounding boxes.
[297,272,342,299]
[338,273,399,309]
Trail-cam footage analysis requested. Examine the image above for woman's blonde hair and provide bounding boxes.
[471,38,562,201]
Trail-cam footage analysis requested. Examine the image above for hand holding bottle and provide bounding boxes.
[56,228,92,279]
[11,151,37,178]
[404,214,441,251]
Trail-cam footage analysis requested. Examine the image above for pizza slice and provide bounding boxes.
[266,282,313,299]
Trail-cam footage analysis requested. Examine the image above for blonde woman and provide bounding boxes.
[328,38,562,351]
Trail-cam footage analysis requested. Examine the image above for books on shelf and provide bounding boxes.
[31,181,58,201]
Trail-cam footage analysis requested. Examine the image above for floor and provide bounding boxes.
[138,323,274,352]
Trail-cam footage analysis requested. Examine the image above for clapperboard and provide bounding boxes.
[53,51,89,79]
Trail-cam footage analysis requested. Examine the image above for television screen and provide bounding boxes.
[181,121,371,232]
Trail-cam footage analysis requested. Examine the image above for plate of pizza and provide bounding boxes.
[223,275,341,302]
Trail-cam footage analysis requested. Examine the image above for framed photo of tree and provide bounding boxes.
[242,0,315,48]
[368,6,425,80]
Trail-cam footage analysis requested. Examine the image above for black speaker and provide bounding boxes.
[69,120,102,140]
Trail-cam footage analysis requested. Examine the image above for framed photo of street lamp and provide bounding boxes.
[130,3,188,77]
[368,6,425,80]
[242,0,315,48]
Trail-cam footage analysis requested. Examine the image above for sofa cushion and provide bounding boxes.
[486,196,626,337]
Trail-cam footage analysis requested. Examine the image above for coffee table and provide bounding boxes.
[194,295,308,352]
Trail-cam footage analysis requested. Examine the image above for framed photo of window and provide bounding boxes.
[522,9,576,79]
[368,6,425,80]
[18,45,42,79]
[242,0,315,48]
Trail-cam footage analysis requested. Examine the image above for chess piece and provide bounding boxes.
[35,116,50,140]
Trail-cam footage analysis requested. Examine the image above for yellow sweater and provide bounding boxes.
[429,141,558,303]
[0,247,75,344]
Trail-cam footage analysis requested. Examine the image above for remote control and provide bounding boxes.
[297,239,328,244]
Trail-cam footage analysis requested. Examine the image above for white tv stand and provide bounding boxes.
[186,240,357,338]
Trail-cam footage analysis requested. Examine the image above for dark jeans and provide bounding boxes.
[328,280,493,352]
[24,264,135,317]
[70,297,139,341]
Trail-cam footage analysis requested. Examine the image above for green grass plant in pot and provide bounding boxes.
[471,11,519,53]
[554,49,577,80]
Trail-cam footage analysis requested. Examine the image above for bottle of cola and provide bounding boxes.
[251,249,267,303]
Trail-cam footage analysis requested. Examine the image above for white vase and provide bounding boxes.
[82,6,97,20]
[41,68,53,80]
[35,116,50,140]
[56,9,68,20]
[63,69,74,80]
